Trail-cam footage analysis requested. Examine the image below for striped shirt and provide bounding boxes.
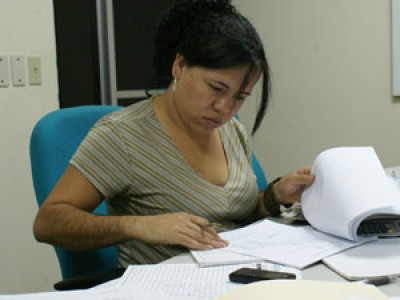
[70,98,259,266]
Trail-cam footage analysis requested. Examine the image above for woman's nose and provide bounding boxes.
[213,97,233,113]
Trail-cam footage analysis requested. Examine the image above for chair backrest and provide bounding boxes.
[232,114,268,191]
[29,105,267,279]
[252,154,267,191]
[30,105,122,279]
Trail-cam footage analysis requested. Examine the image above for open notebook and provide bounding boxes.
[301,147,400,241]
[322,238,400,280]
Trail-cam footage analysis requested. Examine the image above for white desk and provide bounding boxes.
[162,252,400,297]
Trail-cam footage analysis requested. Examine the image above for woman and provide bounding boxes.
[33,0,314,267]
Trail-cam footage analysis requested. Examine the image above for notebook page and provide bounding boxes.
[119,263,301,300]
[219,219,364,269]
[322,239,400,280]
[191,248,264,267]
[0,288,129,300]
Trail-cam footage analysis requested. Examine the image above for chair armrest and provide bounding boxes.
[54,267,126,290]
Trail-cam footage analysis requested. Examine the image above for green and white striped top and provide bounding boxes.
[71,98,259,266]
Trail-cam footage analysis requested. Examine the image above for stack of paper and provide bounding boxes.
[192,219,365,269]
[302,147,400,241]
[192,147,400,271]
[0,263,301,300]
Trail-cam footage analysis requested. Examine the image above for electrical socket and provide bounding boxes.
[0,56,9,87]
[11,56,26,86]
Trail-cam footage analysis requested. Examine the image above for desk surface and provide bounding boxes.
[163,252,400,297]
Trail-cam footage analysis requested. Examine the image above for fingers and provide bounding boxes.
[288,167,315,185]
[148,213,228,250]
[184,218,228,250]
[182,231,227,250]
[295,173,315,185]
[296,166,313,175]
[200,225,229,248]
[274,167,315,204]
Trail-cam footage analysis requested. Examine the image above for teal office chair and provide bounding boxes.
[29,105,267,290]
[30,105,124,290]
[233,114,268,191]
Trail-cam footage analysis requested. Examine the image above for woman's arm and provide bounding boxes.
[251,167,315,219]
[33,165,227,251]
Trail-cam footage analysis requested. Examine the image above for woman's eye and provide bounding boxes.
[209,84,223,92]
[235,96,245,101]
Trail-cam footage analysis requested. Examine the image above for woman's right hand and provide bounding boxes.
[124,212,228,250]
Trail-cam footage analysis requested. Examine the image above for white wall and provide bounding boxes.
[0,0,60,293]
[1,0,399,295]
[235,0,400,179]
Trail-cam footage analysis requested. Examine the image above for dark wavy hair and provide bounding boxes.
[152,0,270,134]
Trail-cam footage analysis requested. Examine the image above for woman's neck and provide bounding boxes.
[153,90,218,148]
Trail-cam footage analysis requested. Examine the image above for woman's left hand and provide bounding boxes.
[273,167,314,205]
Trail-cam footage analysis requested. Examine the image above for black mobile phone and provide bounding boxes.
[229,267,296,284]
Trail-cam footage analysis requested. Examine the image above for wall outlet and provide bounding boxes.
[28,56,41,85]
[11,56,26,86]
[0,56,9,87]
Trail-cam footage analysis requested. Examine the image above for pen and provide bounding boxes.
[356,275,398,286]
[200,222,221,229]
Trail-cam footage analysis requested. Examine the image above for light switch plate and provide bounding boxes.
[11,56,26,86]
[0,56,9,87]
[28,56,41,85]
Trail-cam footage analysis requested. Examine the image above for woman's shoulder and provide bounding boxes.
[223,116,249,139]
[107,98,154,123]
[91,98,153,129]
[87,98,155,138]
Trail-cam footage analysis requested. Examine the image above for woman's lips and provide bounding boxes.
[203,117,222,128]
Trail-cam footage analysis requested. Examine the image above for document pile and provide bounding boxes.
[192,147,400,269]
[192,218,365,269]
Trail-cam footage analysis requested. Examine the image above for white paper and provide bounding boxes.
[302,147,400,241]
[191,248,264,267]
[322,239,400,280]
[119,263,301,300]
[193,219,364,269]
[0,263,299,300]
[0,288,130,300]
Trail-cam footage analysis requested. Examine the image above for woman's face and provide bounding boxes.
[171,55,259,135]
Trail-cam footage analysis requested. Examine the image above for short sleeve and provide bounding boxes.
[70,116,133,200]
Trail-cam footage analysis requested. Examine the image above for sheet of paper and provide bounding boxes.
[210,219,365,269]
[191,248,264,267]
[322,239,400,280]
[119,263,301,300]
[0,288,129,300]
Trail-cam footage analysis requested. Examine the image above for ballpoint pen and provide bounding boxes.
[200,222,221,229]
